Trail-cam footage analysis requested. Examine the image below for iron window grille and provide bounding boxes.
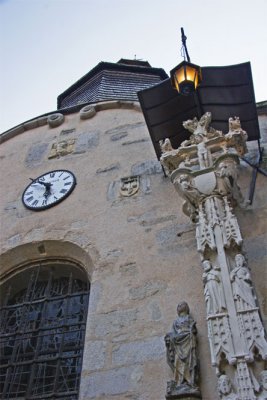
[0,262,90,400]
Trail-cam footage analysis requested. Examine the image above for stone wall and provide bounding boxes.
[0,101,266,399]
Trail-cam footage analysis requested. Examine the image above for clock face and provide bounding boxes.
[22,170,76,211]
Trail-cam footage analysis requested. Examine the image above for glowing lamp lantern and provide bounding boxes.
[170,60,202,95]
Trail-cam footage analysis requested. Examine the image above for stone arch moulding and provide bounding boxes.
[0,240,94,283]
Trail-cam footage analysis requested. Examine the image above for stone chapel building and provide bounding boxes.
[0,59,266,400]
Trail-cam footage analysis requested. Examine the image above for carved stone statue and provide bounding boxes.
[182,112,217,170]
[173,173,203,222]
[230,254,256,311]
[202,260,226,315]
[183,112,222,141]
[217,375,238,400]
[229,116,242,132]
[160,138,174,153]
[214,158,246,207]
[165,301,201,398]
[257,370,267,399]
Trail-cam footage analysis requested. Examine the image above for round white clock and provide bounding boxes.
[22,170,76,211]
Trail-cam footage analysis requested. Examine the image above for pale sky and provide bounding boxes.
[1,0,267,133]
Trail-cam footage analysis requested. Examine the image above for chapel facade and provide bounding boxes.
[0,59,266,400]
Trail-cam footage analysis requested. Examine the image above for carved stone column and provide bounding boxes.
[160,113,267,400]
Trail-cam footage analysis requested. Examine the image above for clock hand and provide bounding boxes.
[43,190,51,199]
[30,178,52,190]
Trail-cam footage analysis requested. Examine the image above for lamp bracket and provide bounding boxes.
[181,27,191,63]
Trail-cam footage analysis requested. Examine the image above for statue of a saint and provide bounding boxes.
[202,260,227,315]
[230,253,256,311]
[217,374,238,400]
[165,301,201,398]
[257,370,267,399]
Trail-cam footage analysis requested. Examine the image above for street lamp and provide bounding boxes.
[170,28,202,95]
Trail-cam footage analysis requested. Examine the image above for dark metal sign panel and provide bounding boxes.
[138,62,260,159]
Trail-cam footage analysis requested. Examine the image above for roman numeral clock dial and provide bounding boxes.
[22,170,76,210]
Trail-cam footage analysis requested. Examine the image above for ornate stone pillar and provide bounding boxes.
[160,112,267,400]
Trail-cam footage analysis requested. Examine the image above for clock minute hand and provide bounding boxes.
[30,178,52,190]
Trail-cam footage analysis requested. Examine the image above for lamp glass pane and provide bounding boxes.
[175,67,186,85]
[185,65,196,83]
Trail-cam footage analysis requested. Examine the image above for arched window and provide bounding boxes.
[0,261,90,400]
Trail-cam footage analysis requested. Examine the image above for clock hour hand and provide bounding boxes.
[43,190,51,199]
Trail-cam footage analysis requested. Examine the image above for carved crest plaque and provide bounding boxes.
[120,176,139,197]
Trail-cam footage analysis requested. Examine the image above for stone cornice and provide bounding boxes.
[0,100,141,144]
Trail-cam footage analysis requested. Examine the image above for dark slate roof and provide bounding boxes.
[138,62,260,159]
[57,59,168,109]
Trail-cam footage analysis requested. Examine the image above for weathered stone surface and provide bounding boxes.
[140,175,151,194]
[105,122,145,135]
[148,301,162,321]
[83,340,107,371]
[122,138,149,146]
[243,233,267,260]
[107,180,120,201]
[4,201,18,211]
[25,143,48,166]
[75,131,99,153]
[112,336,165,366]
[80,365,144,398]
[63,232,90,247]
[96,163,120,174]
[7,234,21,248]
[91,308,138,337]
[131,160,162,175]
[129,280,167,300]
[111,132,128,141]
[127,209,176,226]
[24,228,45,242]
[156,223,195,253]
[119,262,138,275]
[106,248,123,258]
[60,128,76,136]
[88,281,103,313]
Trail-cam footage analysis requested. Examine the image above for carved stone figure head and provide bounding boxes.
[177,301,190,316]
[229,116,241,131]
[217,374,233,395]
[160,138,173,153]
[179,174,190,189]
[235,253,246,268]
[260,370,267,390]
[183,117,198,133]
[217,162,228,177]
[203,260,212,272]
[199,112,212,129]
